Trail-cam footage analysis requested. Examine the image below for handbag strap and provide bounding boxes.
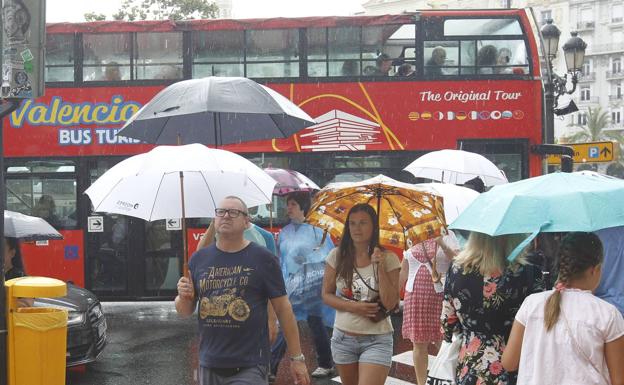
[560,306,610,384]
[420,242,442,283]
[354,265,379,293]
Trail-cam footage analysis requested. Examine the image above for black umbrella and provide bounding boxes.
[117,76,316,145]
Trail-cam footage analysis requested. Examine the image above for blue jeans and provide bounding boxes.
[270,316,333,375]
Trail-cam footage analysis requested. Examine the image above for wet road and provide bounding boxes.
[67,302,417,385]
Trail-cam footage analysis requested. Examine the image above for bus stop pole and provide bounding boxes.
[0,99,21,385]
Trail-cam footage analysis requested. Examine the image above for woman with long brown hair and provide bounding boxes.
[502,232,624,385]
[322,203,400,385]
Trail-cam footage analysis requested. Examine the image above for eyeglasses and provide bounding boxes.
[215,208,248,218]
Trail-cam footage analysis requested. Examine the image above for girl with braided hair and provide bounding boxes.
[503,232,624,385]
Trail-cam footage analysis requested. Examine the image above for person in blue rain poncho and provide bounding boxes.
[270,192,336,381]
[595,226,624,315]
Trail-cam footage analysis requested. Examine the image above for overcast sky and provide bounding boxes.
[46,0,365,23]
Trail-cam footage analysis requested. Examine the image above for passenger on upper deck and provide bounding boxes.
[477,45,498,74]
[341,59,359,76]
[369,53,393,76]
[424,47,446,77]
[103,62,122,81]
[396,63,415,77]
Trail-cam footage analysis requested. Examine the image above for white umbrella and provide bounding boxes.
[404,149,508,186]
[4,210,63,241]
[84,143,277,274]
[415,183,480,224]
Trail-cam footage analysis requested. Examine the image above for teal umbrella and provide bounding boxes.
[450,172,624,235]
[449,172,624,259]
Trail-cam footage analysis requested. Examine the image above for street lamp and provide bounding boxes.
[540,19,587,172]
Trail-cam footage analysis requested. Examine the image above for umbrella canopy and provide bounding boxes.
[404,149,508,186]
[415,183,480,224]
[306,175,447,249]
[4,210,63,241]
[264,167,320,196]
[84,144,276,221]
[449,172,624,236]
[117,76,316,146]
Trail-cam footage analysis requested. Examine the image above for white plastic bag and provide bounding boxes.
[426,337,461,385]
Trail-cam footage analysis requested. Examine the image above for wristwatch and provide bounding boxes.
[290,353,305,362]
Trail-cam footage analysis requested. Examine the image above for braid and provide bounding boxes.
[544,232,603,331]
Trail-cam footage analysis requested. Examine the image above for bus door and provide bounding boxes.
[458,139,529,182]
[85,158,181,299]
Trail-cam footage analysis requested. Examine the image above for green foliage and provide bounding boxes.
[566,106,624,163]
[112,0,219,21]
[84,12,107,21]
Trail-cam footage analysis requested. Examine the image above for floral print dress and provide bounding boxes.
[441,262,542,385]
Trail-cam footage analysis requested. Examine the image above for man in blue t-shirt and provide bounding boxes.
[176,196,309,385]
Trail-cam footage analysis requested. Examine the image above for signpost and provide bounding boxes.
[547,141,616,165]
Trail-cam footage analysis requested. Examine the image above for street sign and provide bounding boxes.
[88,216,104,232]
[547,141,616,164]
[166,218,182,231]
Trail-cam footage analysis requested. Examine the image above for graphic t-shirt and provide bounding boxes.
[326,247,401,335]
[188,242,286,369]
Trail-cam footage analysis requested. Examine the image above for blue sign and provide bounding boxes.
[589,146,599,158]
[64,245,79,260]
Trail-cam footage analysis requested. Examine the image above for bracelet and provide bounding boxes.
[290,353,305,362]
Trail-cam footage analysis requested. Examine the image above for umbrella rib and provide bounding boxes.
[90,177,128,214]
[199,171,218,215]
[268,114,290,139]
[380,195,408,246]
[245,174,274,205]
[148,173,168,221]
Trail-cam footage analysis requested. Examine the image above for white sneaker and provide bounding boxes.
[310,367,335,378]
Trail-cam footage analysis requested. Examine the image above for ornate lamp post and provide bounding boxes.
[541,19,588,145]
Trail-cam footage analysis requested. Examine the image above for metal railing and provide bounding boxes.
[607,71,624,79]
[578,72,595,82]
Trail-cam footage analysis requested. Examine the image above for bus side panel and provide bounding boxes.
[21,230,85,287]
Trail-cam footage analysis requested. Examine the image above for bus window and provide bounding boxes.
[424,41,459,76]
[136,32,183,80]
[307,26,361,77]
[83,33,131,81]
[459,39,528,75]
[192,30,244,78]
[444,18,523,36]
[246,29,299,78]
[6,160,77,229]
[45,34,74,82]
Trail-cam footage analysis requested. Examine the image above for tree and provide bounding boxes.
[564,106,624,164]
[112,0,219,21]
[84,12,107,21]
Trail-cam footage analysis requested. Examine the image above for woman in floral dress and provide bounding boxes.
[441,232,542,385]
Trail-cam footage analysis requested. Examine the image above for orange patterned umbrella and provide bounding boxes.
[306,175,447,249]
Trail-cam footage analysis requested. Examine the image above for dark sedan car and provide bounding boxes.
[34,283,107,366]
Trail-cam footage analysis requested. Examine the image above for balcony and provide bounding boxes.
[607,71,624,80]
[578,72,595,82]
[609,94,624,101]
[611,17,624,25]
[586,42,624,55]
[576,21,595,31]
[578,96,599,104]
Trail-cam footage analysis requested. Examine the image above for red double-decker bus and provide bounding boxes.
[4,9,544,299]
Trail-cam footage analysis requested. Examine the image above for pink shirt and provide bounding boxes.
[515,289,624,385]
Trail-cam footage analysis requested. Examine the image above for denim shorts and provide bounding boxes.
[330,328,393,367]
